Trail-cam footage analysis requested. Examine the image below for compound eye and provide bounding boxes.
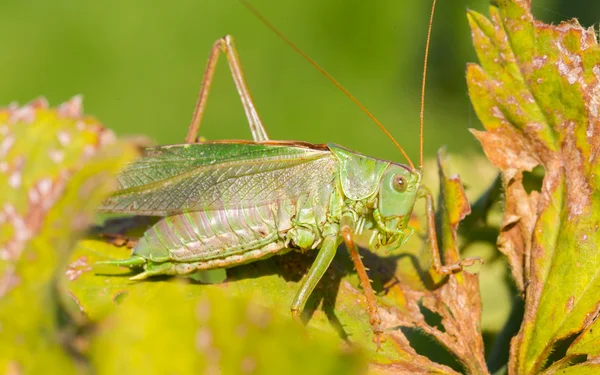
[392,175,407,192]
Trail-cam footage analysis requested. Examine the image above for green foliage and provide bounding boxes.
[468,0,600,373]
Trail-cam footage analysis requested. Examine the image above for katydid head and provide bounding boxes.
[370,165,421,249]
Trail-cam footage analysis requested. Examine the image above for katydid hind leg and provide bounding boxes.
[290,235,338,320]
[186,35,270,144]
[341,225,385,349]
[421,187,482,275]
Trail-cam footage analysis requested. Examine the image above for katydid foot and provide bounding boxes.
[99,232,138,249]
[434,256,484,275]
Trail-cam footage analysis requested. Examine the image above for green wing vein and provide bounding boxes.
[99,143,337,216]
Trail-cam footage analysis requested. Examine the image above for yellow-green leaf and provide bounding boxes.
[0,97,138,374]
[89,281,366,375]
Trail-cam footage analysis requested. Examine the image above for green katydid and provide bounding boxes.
[98,0,477,346]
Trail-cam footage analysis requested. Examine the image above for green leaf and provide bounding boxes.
[63,149,487,374]
[467,1,600,373]
[0,97,138,374]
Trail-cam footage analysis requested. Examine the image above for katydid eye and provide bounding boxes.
[392,175,407,192]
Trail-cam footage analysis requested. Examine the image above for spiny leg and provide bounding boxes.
[341,224,385,349]
[290,235,338,320]
[421,187,481,275]
[186,35,270,143]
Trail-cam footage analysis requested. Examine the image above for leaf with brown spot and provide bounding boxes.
[467,1,600,373]
[0,98,138,373]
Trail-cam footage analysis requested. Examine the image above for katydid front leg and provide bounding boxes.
[290,234,339,319]
[341,224,385,349]
[290,224,385,349]
[186,35,270,143]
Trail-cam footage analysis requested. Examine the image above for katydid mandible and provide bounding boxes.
[98,0,475,347]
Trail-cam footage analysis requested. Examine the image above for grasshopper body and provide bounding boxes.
[100,10,474,345]
[100,142,420,279]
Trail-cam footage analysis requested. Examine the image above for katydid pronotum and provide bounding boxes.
[98,0,478,347]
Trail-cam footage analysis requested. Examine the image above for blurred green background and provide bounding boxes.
[0,0,597,163]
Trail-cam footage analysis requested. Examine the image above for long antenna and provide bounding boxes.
[420,0,437,169]
[241,0,415,170]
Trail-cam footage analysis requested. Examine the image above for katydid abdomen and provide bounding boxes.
[148,204,289,264]
[126,194,340,278]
